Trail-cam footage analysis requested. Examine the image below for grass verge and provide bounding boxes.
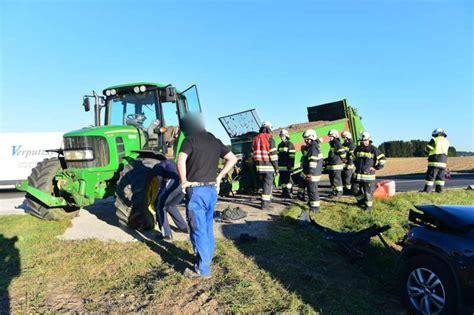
[1,190,472,313]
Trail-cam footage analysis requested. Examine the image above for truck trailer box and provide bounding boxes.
[0,132,63,188]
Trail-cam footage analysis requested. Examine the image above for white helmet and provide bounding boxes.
[328,129,340,138]
[341,131,352,139]
[262,121,272,129]
[432,128,446,137]
[279,129,289,138]
[360,131,371,141]
[303,129,317,140]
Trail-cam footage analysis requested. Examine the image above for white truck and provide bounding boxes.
[0,132,64,188]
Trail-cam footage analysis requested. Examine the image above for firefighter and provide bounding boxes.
[252,121,278,209]
[277,129,296,199]
[352,131,386,210]
[325,129,346,197]
[341,131,356,195]
[298,129,323,221]
[422,128,450,193]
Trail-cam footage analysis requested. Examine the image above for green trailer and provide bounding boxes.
[17,82,201,230]
[218,99,365,194]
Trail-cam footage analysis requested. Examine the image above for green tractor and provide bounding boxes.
[17,82,201,230]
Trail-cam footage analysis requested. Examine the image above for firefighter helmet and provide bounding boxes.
[303,129,317,140]
[341,131,352,139]
[262,121,273,129]
[328,129,339,138]
[360,131,371,141]
[432,128,446,137]
[279,129,289,138]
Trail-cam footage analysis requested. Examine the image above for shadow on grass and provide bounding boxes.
[221,216,403,314]
[83,200,194,273]
[0,234,20,315]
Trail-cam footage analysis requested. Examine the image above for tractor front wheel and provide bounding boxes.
[115,158,161,230]
[26,157,79,220]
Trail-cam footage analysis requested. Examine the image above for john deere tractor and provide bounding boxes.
[17,82,201,230]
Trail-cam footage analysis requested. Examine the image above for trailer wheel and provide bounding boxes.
[115,158,160,230]
[26,158,79,220]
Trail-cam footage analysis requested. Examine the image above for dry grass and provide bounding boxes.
[1,190,473,313]
[377,156,474,176]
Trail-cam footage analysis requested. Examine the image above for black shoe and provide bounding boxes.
[281,192,293,199]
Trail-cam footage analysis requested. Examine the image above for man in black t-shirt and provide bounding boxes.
[177,113,237,278]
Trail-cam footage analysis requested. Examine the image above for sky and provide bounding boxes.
[1,0,473,151]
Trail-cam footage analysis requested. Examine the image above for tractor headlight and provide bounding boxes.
[133,86,140,93]
[63,149,94,161]
[139,85,146,92]
[110,89,117,95]
[105,89,111,96]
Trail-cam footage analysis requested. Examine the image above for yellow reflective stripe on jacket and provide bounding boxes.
[269,148,277,152]
[356,152,374,158]
[428,162,447,168]
[377,153,385,160]
[279,147,289,152]
[309,154,323,161]
[326,164,344,171]
[309,162,318,168]
[261,194,272,201]
[355,173,376,181]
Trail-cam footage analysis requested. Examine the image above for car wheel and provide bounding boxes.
[401,255,457,315]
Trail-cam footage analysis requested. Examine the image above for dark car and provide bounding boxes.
[398,205,474,315]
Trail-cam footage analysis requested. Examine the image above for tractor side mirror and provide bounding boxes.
[83,97,90,112]
[163,86,177,103]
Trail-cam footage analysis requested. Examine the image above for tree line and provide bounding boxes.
[378,140,457,157]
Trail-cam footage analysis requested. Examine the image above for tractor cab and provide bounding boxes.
[84,82,201,158]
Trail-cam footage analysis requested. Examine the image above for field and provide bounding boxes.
[377,156,474,176]
[1,189,473,314]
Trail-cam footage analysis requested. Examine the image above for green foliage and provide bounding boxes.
[448,146,457,157]
[379,139,457,157]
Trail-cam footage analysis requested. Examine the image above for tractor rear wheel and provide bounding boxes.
[26,157,79,220]
[115,158,161,230]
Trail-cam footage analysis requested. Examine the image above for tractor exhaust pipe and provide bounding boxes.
[93,91,101,126]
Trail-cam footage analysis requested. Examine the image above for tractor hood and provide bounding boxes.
[64,125,139,138]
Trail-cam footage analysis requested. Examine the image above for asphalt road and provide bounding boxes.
[1,172,473,209]
[378,172,474,192]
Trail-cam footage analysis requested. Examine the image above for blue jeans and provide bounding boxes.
[186,186,218,276]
